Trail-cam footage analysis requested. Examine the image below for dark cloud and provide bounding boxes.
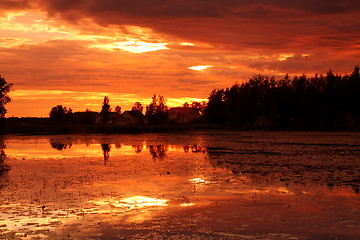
[270,0,360,14]
[37,0,360,19]
[0,0,30,14]
[246,52,359,75]
[25,0,358,55]
[0,0,29,9]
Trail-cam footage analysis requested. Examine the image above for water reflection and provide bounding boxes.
[0,137,10,189]
[50,137,73,151]
[49,139,208,163]
[184,145,207,154]
[132,145,143,153]
[1,133,360,239]
[148,145,168,160]
[101,144,110,165]
[49,141,207,159]
[50,142,72,151]
[67,139,360,195]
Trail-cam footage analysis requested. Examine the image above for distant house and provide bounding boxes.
[253,116,269,128]
[93,111,146,126]
[168,107,200,124]
[122,111,147,125]
[95,112,123,125]
[73,111,99,124]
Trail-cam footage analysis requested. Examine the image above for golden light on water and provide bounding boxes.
[189,177,210,184]
[180,203,195,207]
[91,196,168,210]
[120,196,169,208]
[277,187,294,195]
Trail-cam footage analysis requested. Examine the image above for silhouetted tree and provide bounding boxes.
[132,102,143,113]
[0,75,13,133]
[49,105,73,122]
[203,66,360,130]
[145,94,168,124]
[190,101,207,117]
[203,89,226,124]
[348,66,360,119]
[115,105,121,113]
[100,96,111,123]
[0,75,12,119]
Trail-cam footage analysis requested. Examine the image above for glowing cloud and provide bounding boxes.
[166,97,207,107]
[92,40,168,53]
[278,53,310,61]
[278,54,293,61]
[188,65,213,71]
[180,42,195,46]
[0,12,71,43]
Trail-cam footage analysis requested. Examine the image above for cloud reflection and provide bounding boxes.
[114,196,168,208]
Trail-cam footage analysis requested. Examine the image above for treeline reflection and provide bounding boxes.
[45,140,360,194]
[50,142,72,151]
[0,138,10,188]
[49,141,207,164]
[50,141,206,154]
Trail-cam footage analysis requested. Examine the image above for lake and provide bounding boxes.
[1,131,360,239]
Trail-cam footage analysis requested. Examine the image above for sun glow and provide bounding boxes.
[166,97,207,107]
[278,54,293,61]
[189,65,213,71]
[0,11,71,42]
[180,42,195,46]
[92,40,168,53]
[278,53,310,61]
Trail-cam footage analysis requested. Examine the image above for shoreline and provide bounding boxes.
[2,117,360,136]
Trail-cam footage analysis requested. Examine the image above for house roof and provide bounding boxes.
[168,107,199,116]
[122,110,145,118]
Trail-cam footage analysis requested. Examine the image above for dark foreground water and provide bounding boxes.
[0,131,360,240]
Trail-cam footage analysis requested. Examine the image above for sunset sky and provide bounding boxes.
[1,0,359,117]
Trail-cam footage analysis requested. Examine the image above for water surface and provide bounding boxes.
[1,131,360,239]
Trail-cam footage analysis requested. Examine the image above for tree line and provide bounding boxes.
[0,76,13,133]
[203,66,360,129]
[49,94,206,125]
[1,66,360,130]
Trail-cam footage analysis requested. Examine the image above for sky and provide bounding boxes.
[1,0,359,117]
